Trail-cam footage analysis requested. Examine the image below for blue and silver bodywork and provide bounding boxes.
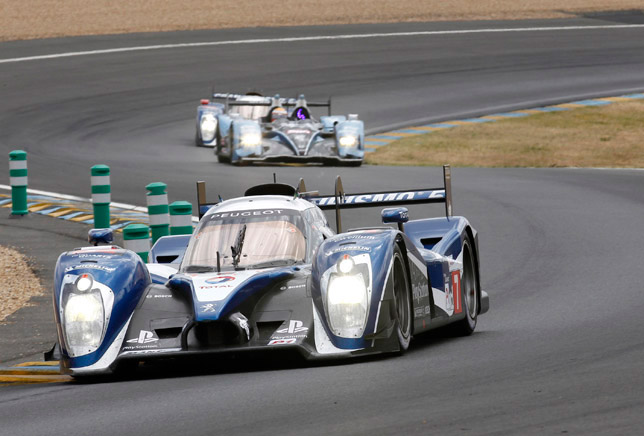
[195,92,364,165]
[51,168,488,376]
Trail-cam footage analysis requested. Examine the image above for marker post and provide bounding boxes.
[8,150,28,216]
[91,165,111,228]
[123,224,150,262]
[146,182,170,243]
[169,201,193,235]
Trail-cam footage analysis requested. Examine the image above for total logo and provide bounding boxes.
[276,320,308,334]
[127,330,159,344]
[205,276,235,284]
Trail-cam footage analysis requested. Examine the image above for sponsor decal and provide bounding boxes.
[445,276,454,315]
[124,330,159,349]
[122,348,179,355]
[280,283,306,291]
[335,235,377,241]
[208,209,285,219]
[205,276,235,284]
[412,282,429,302]
[200,303,217,313]
[69,253,113,259]
[276,320,308,334]
[67,247,120,255]
[64,264,116,273]
[451,271,462,314]
[325,246,371,256]
[268,338,297,345]
[286,129,311,135]
[147,294,172,299]
[312,190,445,206]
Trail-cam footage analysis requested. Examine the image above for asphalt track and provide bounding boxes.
[1,16,644,435]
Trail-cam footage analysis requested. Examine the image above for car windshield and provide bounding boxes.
[182,209,306,272]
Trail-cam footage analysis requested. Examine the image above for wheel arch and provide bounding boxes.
[464,225,482,316]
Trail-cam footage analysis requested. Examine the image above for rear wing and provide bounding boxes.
[211,93,332,115]
[196,165,453,233]
[302,165,453,233]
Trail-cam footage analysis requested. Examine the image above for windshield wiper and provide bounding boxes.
[184,264,218,273]
[231,224,246,269]
[243,259,300,270]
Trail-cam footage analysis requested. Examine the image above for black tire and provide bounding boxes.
[341,160,362,167]
[392,244,412,352]
[450,235,478,336]
[216,132,231,163]
[195,131,203,147]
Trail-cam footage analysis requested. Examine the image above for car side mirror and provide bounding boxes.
[88,228,113,246]
[381,207,409,231]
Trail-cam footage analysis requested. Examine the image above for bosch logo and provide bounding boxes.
[205,276,235,284]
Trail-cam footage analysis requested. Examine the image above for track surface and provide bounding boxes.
[1,18,644,435]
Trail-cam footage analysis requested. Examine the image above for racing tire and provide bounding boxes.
[449,235,478,336]
[216,132,231,163]
[195,131,204,147]
[392,244,412,352]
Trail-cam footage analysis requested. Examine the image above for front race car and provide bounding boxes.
[51,171,488,377]
[52,195,395,377]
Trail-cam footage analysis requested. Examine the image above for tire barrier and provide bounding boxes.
[145,182,170,244]
[90,164,111,228]
[123,223,151,262]
[169,201,193,235]
[8,150,28,216]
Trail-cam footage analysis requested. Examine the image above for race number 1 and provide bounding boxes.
[451,271,462,314]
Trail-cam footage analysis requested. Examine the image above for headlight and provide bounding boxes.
[63,290,104,356]
[240,133,262,147]
[338,135,357,148]
[327,270,368,338]
[60,273,113,357]
[200,114,217,141]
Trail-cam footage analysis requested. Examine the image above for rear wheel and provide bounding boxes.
[450,236,478,336]
[392,245,412,352]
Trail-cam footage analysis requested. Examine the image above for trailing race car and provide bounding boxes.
[51,166,488,377]
[196,92,364,166]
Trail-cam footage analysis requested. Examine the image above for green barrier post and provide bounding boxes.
[169,201,193,235]
[123,224,150,262]
[146,182,170,243]
[9,150,28,216]
[91,165,111,228]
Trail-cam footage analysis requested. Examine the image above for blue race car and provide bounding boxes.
[196,92,364,166]
[51,166,488,377]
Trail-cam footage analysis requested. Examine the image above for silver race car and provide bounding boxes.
[196,93,364,166]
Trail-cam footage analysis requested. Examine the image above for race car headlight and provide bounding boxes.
[200,114,217,141]
[63,290,105,356]
[338,135,358,148]
[240,133,262,148]
[327,272,368,338]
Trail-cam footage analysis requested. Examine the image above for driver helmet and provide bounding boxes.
[271,107,288,122]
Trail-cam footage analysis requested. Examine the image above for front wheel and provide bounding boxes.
[216,132,231,163]
[392,245,412,352]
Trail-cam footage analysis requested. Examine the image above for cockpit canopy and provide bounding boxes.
[182,205,328,272]
[230,96,271,121]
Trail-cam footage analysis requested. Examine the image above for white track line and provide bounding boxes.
[2,24,644,64]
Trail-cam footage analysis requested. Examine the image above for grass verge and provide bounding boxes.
[366,100,644,168]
